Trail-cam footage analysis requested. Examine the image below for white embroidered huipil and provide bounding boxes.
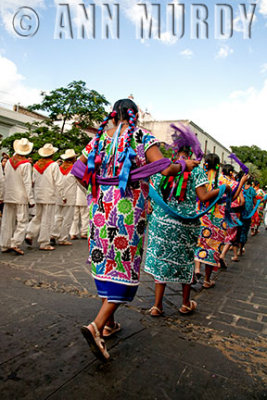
[26,161,65,247]
[51,163,77,242]
[1,158,34,250]
[70,184,88,237]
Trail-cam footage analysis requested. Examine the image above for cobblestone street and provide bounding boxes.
[0,229,267,400]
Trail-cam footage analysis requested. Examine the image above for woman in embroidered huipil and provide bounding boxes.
[194,154,227,288]
[144,145,225,317]
[218,165,247,264]
[251,180,266,236]
[77,99,199,361]
[237,177,256,254]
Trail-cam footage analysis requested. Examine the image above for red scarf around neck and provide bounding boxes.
[60,161,73,175]
[9,156,30,170]
[34,159,54,174]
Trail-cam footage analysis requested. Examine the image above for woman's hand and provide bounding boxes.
[185,160,200,172]
[240,174,249,185]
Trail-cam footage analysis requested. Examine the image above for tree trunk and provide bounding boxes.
[61,117,67,134]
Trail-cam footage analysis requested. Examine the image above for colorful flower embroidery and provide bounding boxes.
[83,128,158,285]
[114,236,128,250]
[94,213,105,227]
[118,199,132,214]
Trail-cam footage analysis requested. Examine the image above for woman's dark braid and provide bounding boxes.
[93,111,117,159]
[214,164,219,189]
[124,108,137,150]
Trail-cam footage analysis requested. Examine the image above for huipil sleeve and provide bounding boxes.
[21,163,34,204]
[52,163,66,201]
[0,166,4,201]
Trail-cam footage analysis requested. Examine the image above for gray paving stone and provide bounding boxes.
[0,228,266,399]
[236,318,264,332]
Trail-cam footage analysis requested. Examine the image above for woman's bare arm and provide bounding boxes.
[196,185,220,202]
[145,144,200,176]
[232,174,249,200]
[196,184,231,202]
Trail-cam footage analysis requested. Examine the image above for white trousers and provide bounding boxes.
[27,204,55,247]
[69,206,88,237]
[52,205,74,242]
[0,203,29,249]
[264,207,267,228]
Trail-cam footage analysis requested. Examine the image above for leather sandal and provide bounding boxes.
[103,322,121,338]
[231,257,240,262]
[39,245,55,251]
[148,306,164,317]
[203,280,215,289]
[11,247,24,255]
[81,322,110,362]
[58,240,72,246]
[179,300,197,315]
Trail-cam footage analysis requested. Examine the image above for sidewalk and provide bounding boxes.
[0,229,266,399]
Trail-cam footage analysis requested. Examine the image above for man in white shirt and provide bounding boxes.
[26,144,66,251]
[0,162,4,205]
[0,138,34,255]
[51,149,77,245]
[70,184,88,240]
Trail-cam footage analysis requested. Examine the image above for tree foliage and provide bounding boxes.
[0,121,90,162]
[231,145,267,188]
[0,81,110,160]
[159,143,173,159]
[28,80,109,133]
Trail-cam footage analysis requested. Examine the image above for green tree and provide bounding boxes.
[159,143,173,159]
[230,145,267,187]
[28,80,109,134]
[0,121,91,162]
[0,81,110,159]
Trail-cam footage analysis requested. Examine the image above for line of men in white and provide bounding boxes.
[0,138,88,255]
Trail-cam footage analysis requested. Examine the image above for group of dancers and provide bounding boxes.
[0,141,88,255]
[70,98,266,362]
[1,98,266,362]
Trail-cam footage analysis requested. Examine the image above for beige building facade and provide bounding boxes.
[0,105,46,141]
[0,105,97,148]
[142,119,239,170]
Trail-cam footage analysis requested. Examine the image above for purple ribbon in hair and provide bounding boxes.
[228,153,249,174]
[71,158,172,185]
[170,123,204,161]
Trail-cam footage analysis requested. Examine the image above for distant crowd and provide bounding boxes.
[0,139,88,255]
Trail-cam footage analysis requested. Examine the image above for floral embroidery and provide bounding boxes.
[83,128,158,285]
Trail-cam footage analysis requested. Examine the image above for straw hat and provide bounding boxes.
[13,138,33,156]
[61,149,77,160]
[38,143,58,158]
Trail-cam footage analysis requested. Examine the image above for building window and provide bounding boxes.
[213,146,216,153]
[222,152,224,162]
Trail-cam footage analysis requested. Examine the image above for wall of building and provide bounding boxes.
[0,106,96,145]
[142,119,239,170]
[0,106,41,141]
